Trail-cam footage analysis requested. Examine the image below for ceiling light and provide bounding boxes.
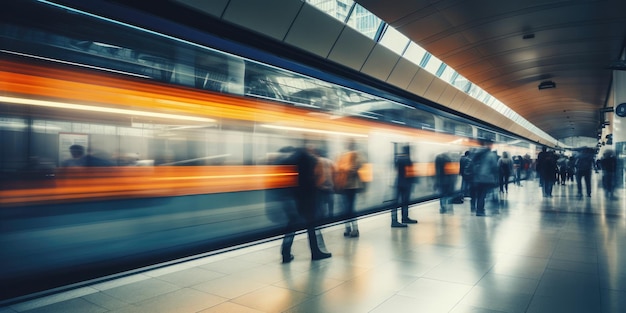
[538,81,556,90]
[522,34,535,39]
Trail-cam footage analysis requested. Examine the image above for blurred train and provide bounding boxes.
[0,0,537,302]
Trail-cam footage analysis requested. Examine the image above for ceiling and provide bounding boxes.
[357,0,626,142]
[66,0,626,145]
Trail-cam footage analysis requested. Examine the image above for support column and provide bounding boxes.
[613,70,626,187]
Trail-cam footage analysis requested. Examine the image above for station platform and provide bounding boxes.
[2,178,625,313]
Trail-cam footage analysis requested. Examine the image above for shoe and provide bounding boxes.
[402,218,418,224]
[282,254,294,263]
[391,222,407,228]
[349,230,359,237]
[343,228,352,237]
[312,252,332,260]
[476,212,486,216]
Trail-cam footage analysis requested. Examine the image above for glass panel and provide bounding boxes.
[305,0,354,22]
[346,3,382,39]
[451,73,469,91]
[403,42,428,65]
[439,66,456,83]
[379,26,409,55]
[422,54,442,75]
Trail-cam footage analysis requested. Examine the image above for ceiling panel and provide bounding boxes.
[222,0,303,41]
[284,5,344,58]
[387,58,420,89]
[328,27,376,71]
[361,44,401,82]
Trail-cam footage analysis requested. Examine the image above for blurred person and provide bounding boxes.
[435,151,456,213]
[84,147,114,167]
[497,151,513,193]
[575,147,595,198]
[512,155,523,186]
[391,145,417,227]
[536,146,548,187]
[281,143,331,263]
[522,154,532,181]
[538,149,557,197]
[600,149,617,199]
[61,144,86,167]
[459,151,472,196]
[314,148,335,218]
[336,139,365,237]
[469,139,498,216]
[556,154,568,185]
[566,156,576,182]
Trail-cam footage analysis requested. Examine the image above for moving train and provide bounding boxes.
[0,0,536,302]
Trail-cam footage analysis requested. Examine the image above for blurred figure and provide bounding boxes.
[556,154,568,185]
[391,145,417,227]
[314,148,335,218]
[62,144,86,167]
[497,151,513,193]
[459,151,472,196]
[522,154,532,181]
[281,143,331,263]
[512,155,523,186]
[469,139,498,216]
[538,149,557,197]
[435,151,456,214]
[566,156,576,182]
[536,146,548,187]
[575,147,595,198]
[336,139,365,237]
[600,149,617,199]
[62,145,113,167]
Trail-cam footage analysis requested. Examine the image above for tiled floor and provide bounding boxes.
[2,178,626,313]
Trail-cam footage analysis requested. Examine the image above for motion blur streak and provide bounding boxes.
[0,166,297,206]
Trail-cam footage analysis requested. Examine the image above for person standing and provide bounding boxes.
[600,149,617,199]
[460,151,472,196]
[336,139,365,237]
[539,150,557,197]
[497,151,513,193]
[391,145,417,227]
[435,152,456,214]
[470,140,498,216]
[575,147,595,198]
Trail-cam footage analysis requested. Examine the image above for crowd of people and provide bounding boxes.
[63,140,619,263]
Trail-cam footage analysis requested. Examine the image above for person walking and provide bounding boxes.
[281,143,331,263]
[575,147,595,198]
[336,139,365,237]
[497,151,513,193]
[600,149,617,199]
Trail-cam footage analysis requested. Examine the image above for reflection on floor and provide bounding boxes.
[3,179,626,313]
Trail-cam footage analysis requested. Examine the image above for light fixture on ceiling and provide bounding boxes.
[599,107,614,113]
[522,33,535,39]
[538,81,556,90]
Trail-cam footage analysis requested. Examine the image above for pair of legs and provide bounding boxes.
[281,225,330,263]
[499,171,510,192]
[471,183,491,216]
[391,186,417,227]
[281,196,331,263]
[342,189,359,237]
[576,170,592,197]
